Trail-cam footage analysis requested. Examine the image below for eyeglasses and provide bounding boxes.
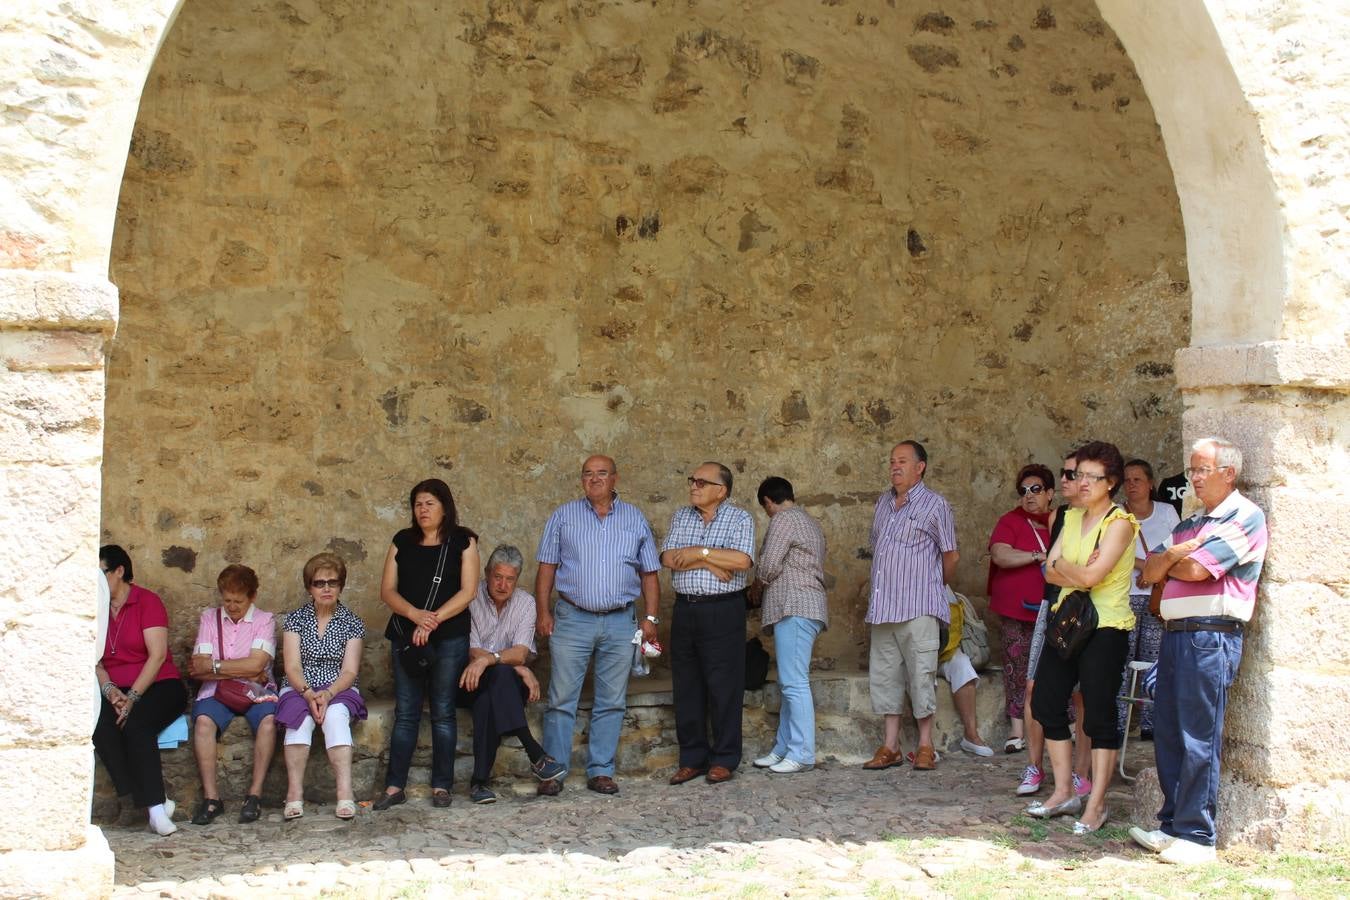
[1017,484,1046,496]
[687,477,725,489]
[1185,465,1231,479]
[581,472,613,480]
[1077,472,1109,485]
[310,579,341,589]
[1059,469,1078,481]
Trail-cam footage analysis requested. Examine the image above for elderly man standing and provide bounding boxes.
[1131,438,1268,864]
[662,461,756,785]
[535,455,662,796]
[459,545,565,805]
[864,440,959,772]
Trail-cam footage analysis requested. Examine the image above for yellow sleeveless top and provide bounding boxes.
[1054,505,1138,631]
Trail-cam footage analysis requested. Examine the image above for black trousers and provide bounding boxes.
[671,593,746,769]
[92,678,188,807]
[466,665,530,783]
[1032,626,1129,750]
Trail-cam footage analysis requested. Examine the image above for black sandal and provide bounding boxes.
[238,794,262,823]
[190,798,225,825]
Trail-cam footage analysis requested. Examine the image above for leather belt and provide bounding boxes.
[676,589,746,604]
[1164,617,1244,634]
[558,596,634,615]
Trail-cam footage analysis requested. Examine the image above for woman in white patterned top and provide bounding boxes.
[750,477,828,774]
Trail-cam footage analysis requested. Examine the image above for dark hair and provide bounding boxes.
[1075,441,1126,497]
[704,461,734,497]
[1064,448,1080,461]
[303,552,347,589]
[408,478,479,544]
[1015,464,1055,493]
[99,544,133,582]
[757,476,795,505]
[1124,458,1155,484]
[217,564,259,598]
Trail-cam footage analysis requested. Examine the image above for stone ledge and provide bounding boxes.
[0,270,118,332]
[1175,340,1350,391]
[92,669,1006,814]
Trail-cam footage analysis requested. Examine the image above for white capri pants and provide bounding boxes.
[283,701,354,748]
[938,649,978,693]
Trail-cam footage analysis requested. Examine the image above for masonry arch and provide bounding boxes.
[1,1,1348,894]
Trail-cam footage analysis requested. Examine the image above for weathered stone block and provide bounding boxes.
[0,746,91,851]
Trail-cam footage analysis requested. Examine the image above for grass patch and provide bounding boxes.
[864,880,904,899]
[732,854,760,871]
[736,883,771,899]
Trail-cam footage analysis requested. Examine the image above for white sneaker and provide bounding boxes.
[148,799,177,836]
[960,738,994,758]
[1159,838,1217,865]
[753,752,785,768]
[1129,827,1176,854]
[768,758,812,774]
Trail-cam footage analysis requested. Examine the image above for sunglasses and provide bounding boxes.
[1017,484,1046,496]
[1060,468,1078,481]
[310,579,341,589]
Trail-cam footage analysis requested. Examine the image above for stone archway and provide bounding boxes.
[1,0,1347,894]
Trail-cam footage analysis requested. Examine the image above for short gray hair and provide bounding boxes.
[485,544,525,573]
[1191,437,1244,479]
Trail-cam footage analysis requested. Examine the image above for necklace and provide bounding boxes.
[107,600,129,656]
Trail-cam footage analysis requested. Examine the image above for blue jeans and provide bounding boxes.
[543,601,635,781]
[1153,625,1243,847]
[386,635,468,791]
[770,616,824,765]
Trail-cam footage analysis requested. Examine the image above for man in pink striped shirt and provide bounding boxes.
[863,441,959,772]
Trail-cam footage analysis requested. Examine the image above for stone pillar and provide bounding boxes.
[0,270,118,895]
[1165,344,1350,850]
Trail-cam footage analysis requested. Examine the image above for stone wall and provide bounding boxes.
[104,0,1188,680]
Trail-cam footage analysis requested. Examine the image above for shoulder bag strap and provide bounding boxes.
[395,538,453,639]
[216,606,225,659]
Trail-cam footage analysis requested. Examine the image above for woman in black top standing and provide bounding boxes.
[374,478,480,809]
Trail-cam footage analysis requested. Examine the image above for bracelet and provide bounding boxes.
[100,682,117,698]
[126,689,142,703]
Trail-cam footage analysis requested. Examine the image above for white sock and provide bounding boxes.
[147,802,176,835]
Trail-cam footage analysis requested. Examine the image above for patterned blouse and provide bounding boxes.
[758,505,829,631]
[282,601,365,691]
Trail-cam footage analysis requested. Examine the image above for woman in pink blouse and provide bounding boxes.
[94,545,188,836]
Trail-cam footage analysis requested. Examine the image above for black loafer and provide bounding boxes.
[373,789,407,811]
[191,798,224,826]
[238,794,261,824]
[432,790,452,808]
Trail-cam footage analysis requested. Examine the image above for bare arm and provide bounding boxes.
[434,538,481,623]
[281,631,309,692]
[1046,519,1134,589]
[639,570,660,641]
[941,550,960,585]
[189,648,271,681]
[128,627,169,697]
[990,542,1042,569]
[468,644,530,667]
[534,562,558,637]
[1141,536,1204,585]
[662,547,752,572]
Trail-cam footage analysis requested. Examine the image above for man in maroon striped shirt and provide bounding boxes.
[862,440,960,772]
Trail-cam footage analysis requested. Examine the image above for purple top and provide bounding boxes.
[867,481,958,624]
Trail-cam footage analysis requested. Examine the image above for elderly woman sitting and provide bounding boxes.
[276,553,367,820]
[187,564,278,826]
[458,545,565,805]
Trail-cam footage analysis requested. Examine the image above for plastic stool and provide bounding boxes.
[1116,660,1154,782]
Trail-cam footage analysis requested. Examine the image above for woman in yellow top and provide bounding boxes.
[1028,441,1139,835]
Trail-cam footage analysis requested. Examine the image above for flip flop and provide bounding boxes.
[335,799,356,820]
[283,800,304,821]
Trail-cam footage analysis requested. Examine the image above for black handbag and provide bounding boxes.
[1046,506,1117,661]
[391,539,451,678]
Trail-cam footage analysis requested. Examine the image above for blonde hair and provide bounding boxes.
[302,552,347,589]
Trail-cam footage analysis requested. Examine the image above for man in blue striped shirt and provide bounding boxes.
[661,461,756,785]
[534,454,661,797]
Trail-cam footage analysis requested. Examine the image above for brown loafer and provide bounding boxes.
[706,765,734,784]
[586,775,619,795]
[669,766,707,785]
[862,746,902,770]
[911,744,937,770]
[537,779,562,797]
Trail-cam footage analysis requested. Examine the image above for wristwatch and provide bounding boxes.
[492,651,501,664]
[701,547,711,558]
[645,614,661,626]
[212,659,221,675]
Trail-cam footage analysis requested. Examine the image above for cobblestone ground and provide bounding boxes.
[108,745,1344,899]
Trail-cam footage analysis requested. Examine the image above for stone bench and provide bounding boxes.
[92,669,1007,816]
